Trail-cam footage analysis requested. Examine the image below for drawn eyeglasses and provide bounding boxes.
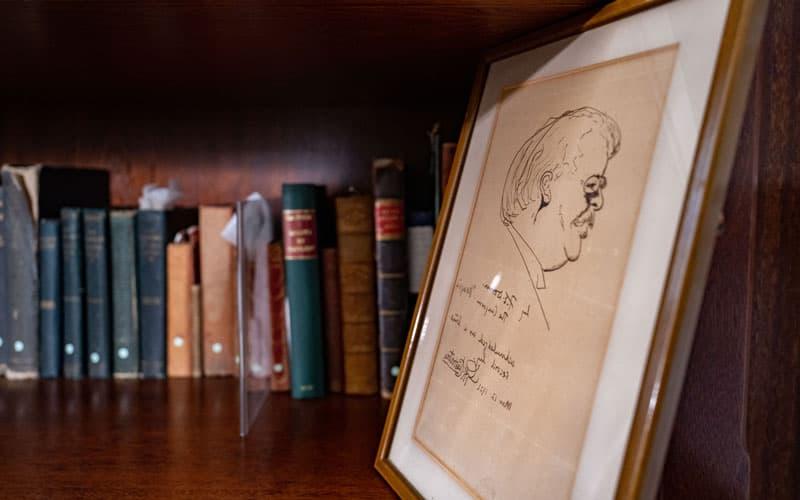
[583,174,607,208]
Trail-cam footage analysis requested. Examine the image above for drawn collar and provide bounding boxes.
[505,223,546,290]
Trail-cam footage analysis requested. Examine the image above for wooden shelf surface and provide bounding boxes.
[0,0,603,105]
[0,378,393,499]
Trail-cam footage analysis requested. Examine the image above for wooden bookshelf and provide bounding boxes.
[0,378,392,498]
[0,0,798,498]
[0,1,601,106]
[0,106,466,208]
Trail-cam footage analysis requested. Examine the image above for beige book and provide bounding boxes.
[199,206,238,376]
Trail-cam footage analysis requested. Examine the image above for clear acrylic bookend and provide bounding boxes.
[236,199,273,436]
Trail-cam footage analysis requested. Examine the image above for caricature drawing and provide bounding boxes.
[500,107,622,328]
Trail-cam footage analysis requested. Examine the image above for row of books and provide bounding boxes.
[0,165,241,380]
[282,161,413,399]
[0,139,456,398]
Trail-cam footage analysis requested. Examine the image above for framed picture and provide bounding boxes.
[375,0,768,498]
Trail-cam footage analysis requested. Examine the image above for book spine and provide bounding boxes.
[282,184,326,399]
[373,159,408,399]
[84,209,112,378]
[137,210,168,378]
[190,284,203,377]
[110,211,139,377]
[322,248,343,393]
[268,242,290,391]
[1,169,39,378]
[0,187,8,374]
[335,195,378,395]
[407,212,434,295]
[38,220,62,378]
[167,242,194,377]
[199,206,237,376]
[61,208,85,379]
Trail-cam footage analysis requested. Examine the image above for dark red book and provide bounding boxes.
[268,241,290,392]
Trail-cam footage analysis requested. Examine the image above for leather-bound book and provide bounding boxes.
[282,184,326,399]
[38,219,62,378]
[199,206,237,376]
[268,241,290,391]
[335,194,378,395]
[137,208,198,378]
[0,187,8,375]
[61,208,86,379]
[373,159,408,399]
[110,210,139,378]
[167,228,199,378]
[321,247,343,392]
[84,209,112,379]
[317,189,343,393]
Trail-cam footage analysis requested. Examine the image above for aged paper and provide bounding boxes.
[414,45,679,499]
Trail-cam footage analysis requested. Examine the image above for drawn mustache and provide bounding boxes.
[571,206,595,229]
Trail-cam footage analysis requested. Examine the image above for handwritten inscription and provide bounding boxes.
[439,276,534,414]
[448,312,515,370]
[443,348,482,386]
[455,279,533,325]
[441,348,512,412]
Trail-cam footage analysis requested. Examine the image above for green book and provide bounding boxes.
[282,184,326,399]
[61,208,85,379]
[84,208,112,378]
[110,210,139,377]
[137,210,169,379]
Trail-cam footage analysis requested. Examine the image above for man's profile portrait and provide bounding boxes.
[500,107,622,304]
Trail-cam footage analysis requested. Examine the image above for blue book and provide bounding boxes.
[83,209,112,378]
[110,210,139,377]
[0,186,8,374]
[38,219,62,378]
[61,208,85,378]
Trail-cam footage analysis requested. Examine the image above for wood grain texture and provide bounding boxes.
[659,1,799,498]
[0,0,602,106]
[0,106,463,210]
[744,0,800,497]
[0,378,392,499]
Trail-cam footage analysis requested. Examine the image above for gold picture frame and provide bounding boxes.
[375,0,768,498]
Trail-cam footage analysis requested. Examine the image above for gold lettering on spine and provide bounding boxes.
[283,208,318,261]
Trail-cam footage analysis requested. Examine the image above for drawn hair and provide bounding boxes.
[500,106,621,225]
